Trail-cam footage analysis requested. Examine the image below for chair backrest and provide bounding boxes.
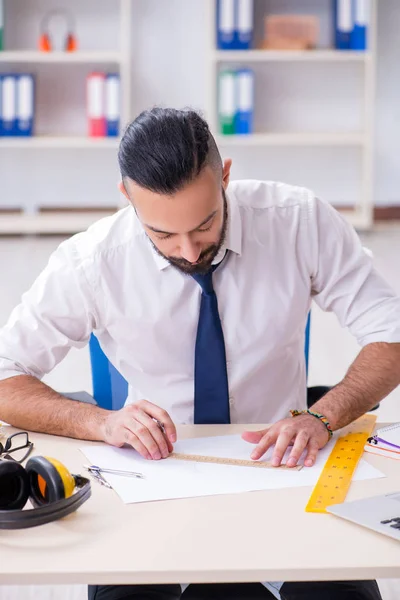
[89,312,312,410]
[88,335,128,411]
[304,311,311,378]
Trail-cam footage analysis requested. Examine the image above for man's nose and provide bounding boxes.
[179,237,201,263]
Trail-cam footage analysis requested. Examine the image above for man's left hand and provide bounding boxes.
[242,414,330,468]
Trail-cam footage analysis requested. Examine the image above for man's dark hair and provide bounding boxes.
[118,107,222,195]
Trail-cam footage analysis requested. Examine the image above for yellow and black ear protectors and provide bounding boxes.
[0,456,91,529]
[38,9,78,52]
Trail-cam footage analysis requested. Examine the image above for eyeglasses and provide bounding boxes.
[0,432,34,464]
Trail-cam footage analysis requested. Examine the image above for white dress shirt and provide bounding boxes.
[1,180,400,599]
[1,179,400,421]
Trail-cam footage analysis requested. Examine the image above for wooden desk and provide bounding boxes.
[1,424,400,585]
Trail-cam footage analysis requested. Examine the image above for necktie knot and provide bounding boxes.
[192,271,214,295]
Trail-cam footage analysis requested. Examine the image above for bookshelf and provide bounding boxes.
[206,0,377,230]
[0,50,122,64]
[0,210,116,235]
[213,49,371,62]
[0,0,132,234]
[214,132,365,146]
[0,136,120,149]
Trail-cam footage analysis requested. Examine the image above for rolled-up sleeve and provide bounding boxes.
[0,241,96,381]
[308,195,400,347]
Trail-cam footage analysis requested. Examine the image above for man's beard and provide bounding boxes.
[150,190,228,276]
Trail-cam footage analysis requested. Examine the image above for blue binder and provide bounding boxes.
[105,73,120,137]
[334,0,353,50]
[234,0,253,50]
[1,74,17,136]
[217,0,235,49]
[16,74,35,136]
[234,68,254,134]
[0,75,3,136]
[351,0,369,50]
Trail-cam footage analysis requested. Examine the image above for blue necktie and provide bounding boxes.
[192,266,230,424]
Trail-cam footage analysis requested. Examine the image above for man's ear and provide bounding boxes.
[222,158,232,190]
[118,180,130,200]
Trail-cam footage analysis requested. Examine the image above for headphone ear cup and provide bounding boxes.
[38,33,52,52]
[0,460,30,510]
[65,33,77,52]
[26,456,76,507]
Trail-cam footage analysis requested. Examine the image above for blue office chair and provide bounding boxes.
[89,313,317,410]
[88,335,128,411]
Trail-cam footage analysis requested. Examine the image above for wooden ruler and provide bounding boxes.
[169,452,303,471]
[305,413,377,513]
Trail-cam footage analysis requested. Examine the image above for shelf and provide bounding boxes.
[215,132,365,147]
[0,136,120,149]
[213,50,371,63]
[341,208,372,230]
[0,206,370,234]
[0,211,118,235]
[0,51,122,64]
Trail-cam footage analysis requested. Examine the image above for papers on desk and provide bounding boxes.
[80,434,384,505]
[365,422,400,460]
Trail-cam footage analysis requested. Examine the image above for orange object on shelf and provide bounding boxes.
[261,15,319,50]
[38,9,78,52]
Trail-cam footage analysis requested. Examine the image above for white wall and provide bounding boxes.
[0,0,399,212]
[375,0,400,206]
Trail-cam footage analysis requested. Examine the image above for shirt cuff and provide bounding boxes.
[0,363,34,382]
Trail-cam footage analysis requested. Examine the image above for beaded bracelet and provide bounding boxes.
[290,409,333,439]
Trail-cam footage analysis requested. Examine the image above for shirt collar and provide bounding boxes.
[150,188,242,271]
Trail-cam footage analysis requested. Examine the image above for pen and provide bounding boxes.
[154,419,166,435]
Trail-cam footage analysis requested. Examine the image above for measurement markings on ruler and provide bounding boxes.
[169,452,303,471]
[305,414,377,513]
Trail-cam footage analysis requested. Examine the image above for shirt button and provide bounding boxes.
[229,397,234,406]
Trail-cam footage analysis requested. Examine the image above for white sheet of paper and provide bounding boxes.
[80,434,385,504]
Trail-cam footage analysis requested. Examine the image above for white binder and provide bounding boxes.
[236,0,253,48]
[16,74,34,136]
[1,75,17,136]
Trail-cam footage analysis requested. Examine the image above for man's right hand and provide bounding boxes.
[101,399,177,460]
